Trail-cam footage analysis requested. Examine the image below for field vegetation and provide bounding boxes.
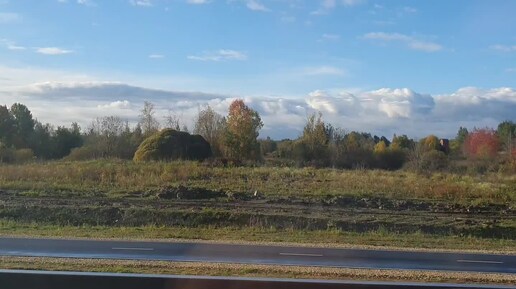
[0,160,514,251]
[0,100,514,252]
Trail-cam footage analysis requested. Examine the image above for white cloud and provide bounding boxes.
[187,0,210,4]
[301,66,346,76]
[130,0,152,7]
[433,87,516,125]
[246,0,269,12]
[7,44,25,50]
[363,32,443,52]
[361,88,434,118]
[0,12,20,23]
[0,66,514,139]
[12,81,222,102]
[506,68,516,73]
[306,90,358,114]
[148,54,165,59]
[36,47,74,55]
[187,49,248,61]
[97,100,131,109]
[1,39,26,50]
[490,44,516,52]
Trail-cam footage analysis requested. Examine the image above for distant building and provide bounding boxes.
[439,139,450,154]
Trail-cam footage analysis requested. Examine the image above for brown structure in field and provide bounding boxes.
[439,139,450,154]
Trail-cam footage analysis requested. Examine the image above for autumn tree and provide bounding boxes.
[420,135,440,152]
[373,139,406,170]
[391,134,414,150]
[373,140,387,154]
[194,105,226,156]
[138,101,160,137]
[301,112,332,164]
[463,128,500,160]
[224,99,263,161]
[407,135,446,171]
[87,116,132,158]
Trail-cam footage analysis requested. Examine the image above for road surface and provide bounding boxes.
[0,237,514,273]
[1,270,514,289]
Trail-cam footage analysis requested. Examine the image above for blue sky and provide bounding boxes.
[0,0,515,139]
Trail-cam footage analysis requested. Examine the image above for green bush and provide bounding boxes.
[14,149,34,163]
[65,146,101,161]
[0,146,14,163]
[420,150,448,171]
[375,149,406,170]
[0,148,34,163]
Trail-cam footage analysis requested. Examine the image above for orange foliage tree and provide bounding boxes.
[225,99,263,160]
[421,135,440,151]
[463,128,500,160]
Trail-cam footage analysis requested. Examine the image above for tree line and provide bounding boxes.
[0,100,515,172]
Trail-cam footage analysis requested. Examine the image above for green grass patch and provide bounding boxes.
[0,221,514,253]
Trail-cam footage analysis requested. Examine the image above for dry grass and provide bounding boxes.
[0,160,514,204]
[0,256,514,285]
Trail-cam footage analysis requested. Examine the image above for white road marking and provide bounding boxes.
[456,259,503,264]
[112,247,155,251]
[279,252,323,257]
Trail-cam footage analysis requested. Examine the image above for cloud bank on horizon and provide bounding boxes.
[2,81,514,140]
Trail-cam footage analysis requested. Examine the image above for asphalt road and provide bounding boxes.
[1,270,514,289]
[0,237,514,274]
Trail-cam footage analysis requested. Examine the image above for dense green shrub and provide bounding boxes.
[13,148,34,163]
[0,147,34,163]
[420,150,449,171]
[65,145,101,161]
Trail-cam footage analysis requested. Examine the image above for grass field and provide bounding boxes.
[0,160,514,203]
[0,159,514,252]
